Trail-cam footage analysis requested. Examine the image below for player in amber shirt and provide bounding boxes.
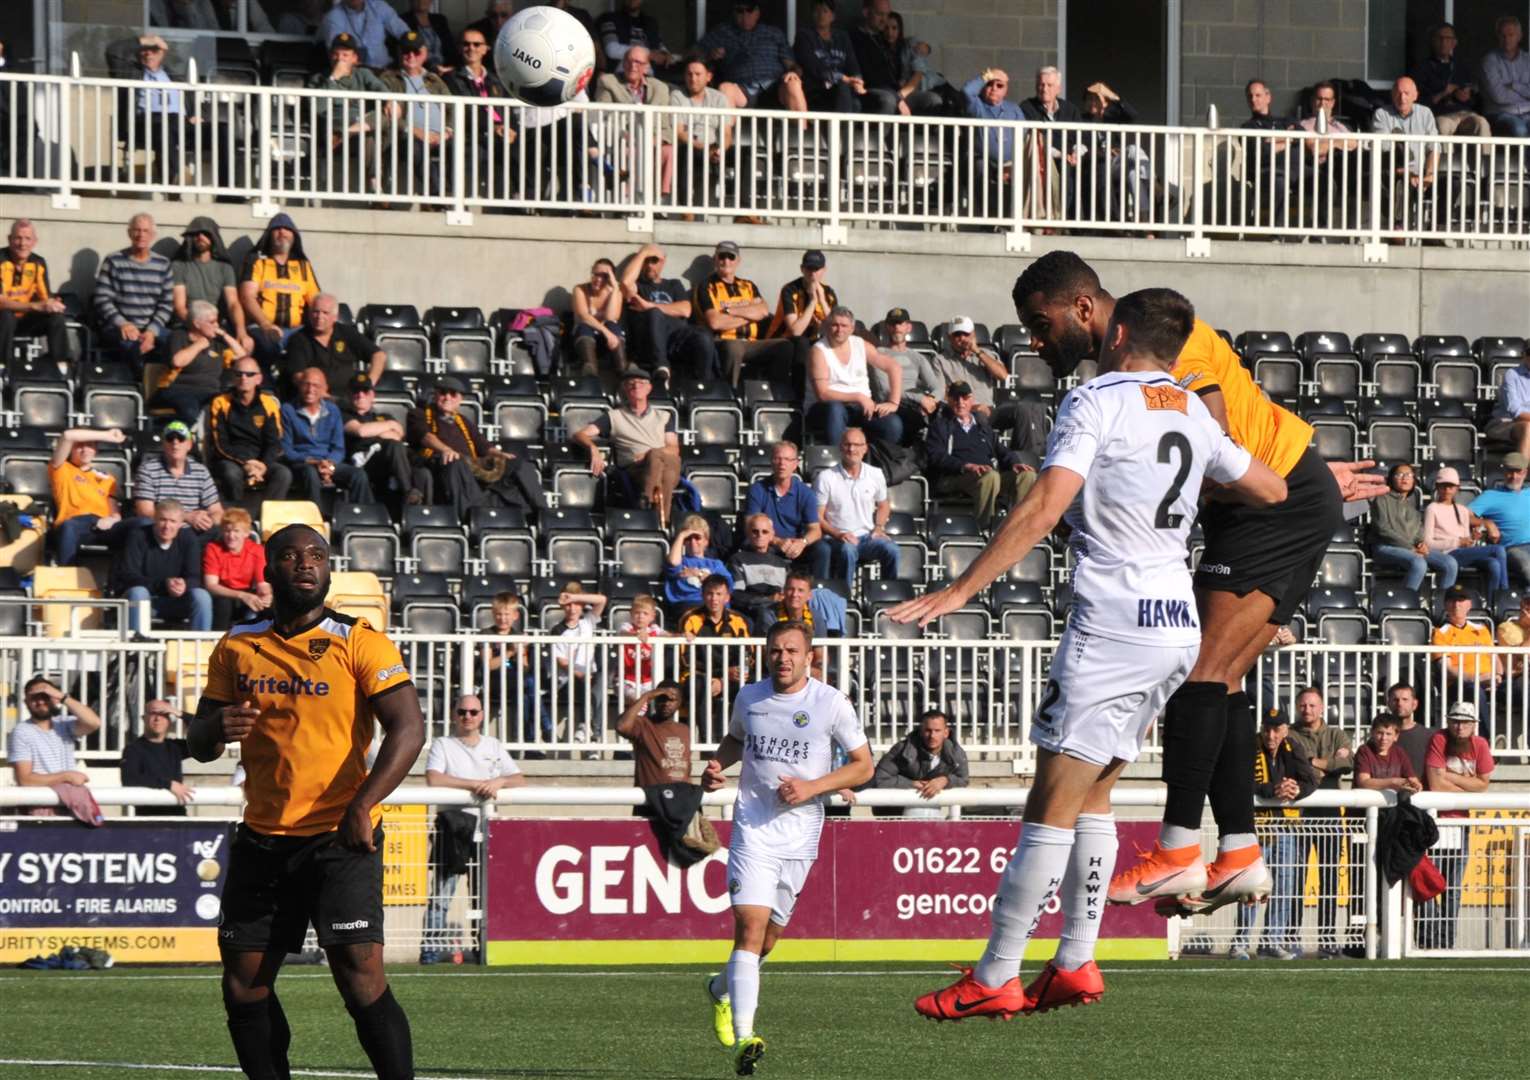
[1010,251,1387,917]
[189,523,423,1080]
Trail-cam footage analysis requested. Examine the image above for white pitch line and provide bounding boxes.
[0,1060,490,1080]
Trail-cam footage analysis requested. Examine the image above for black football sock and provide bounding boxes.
[1160,681,1231,832]
[266,992,293,1080]
[346,986,415,1080]
[225,995,288,1080]
[1208,690,1258,842]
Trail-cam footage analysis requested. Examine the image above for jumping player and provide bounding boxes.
[701,619,874,1075]
[889,289,1287,1018]
[188,524,425,1080]
[1011,251,1386,916]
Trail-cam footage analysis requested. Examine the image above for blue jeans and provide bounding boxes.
[820,532,898,587]
[1489,112,1530,138]
[807,401,904,447]
[125,585,212,632]
[423,868,467,956]
[53,515,131,567]
[251,325,300,371]
[1372,544,1456,591]
[1450,543,1509,594]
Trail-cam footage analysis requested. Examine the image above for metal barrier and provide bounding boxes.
[4,65,1528,252]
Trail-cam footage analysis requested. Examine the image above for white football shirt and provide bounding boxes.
[728,676,867,859]
[1044,369,1252,646]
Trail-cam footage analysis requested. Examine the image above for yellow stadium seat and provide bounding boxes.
[32,565,104,637]
[329,571,388,630]
[163,638,215,701]
[259,501,330,541]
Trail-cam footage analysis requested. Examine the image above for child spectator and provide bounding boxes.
[201,508,271,630]
[1353,712,1422,794]
[551,583,608,748]
[478,593,551,752]
[664,514,732,621]
[619,594,667,708]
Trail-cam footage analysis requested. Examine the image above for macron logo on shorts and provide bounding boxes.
[331,919,370,931]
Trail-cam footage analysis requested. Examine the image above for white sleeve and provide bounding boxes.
[498,745,521,776]
[1202,424,1253,486]
[727,686,751,742]
[873,466,888,504]
[1042,389,1104,477]
[425,739,446,773]
[830,693,868,754]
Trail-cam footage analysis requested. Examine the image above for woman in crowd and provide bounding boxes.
[1370,463,1459,590]
[1423,466,1509,595]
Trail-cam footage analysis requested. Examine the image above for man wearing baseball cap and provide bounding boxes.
[1465,452,1530,585]
[1432,583,1501,711]
[133,35,188,186]
[320,0,411,70]
[306,31,391,192]
[695,242,793,385]
[343,373,431,509]
[132,420,226,543]
[572,368,683,530]
[767,249,838,386]
[875,308,944,435]
[380,31,453,194]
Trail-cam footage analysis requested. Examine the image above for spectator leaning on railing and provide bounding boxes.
[6,675,102,793]
[1286,686,1353,958]
[863,709,969,817]
[120,699,194,816]
[1386,681,1434,778]
[616,680,693,792]
[1353,712,1422,795]
[1422,700,1494,949]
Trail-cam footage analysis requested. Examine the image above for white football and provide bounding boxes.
[494,6,596,107]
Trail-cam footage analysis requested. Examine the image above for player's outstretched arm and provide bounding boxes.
[341,684,426,851]
[886,466,1084,628]
[1222,457,1287,508]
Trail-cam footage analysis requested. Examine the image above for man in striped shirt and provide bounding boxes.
[132,420,225,542]
[93,213,174,375]
[6,675,102,789]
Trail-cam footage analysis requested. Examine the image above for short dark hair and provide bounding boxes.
[655,678,682,693]
[266,523,329,560]
[784,569,814,590]
[23,675,58,696]
[917,708,949,727]
[1386,681,1416,697]
[1107,287,1196,364]
[1011,250,1102,312]
[1370,712,1401,730]
[1245,78,1268,94]
[701,573,731,594]
[766,618,812,650]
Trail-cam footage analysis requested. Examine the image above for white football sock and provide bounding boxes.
[708,971,729,1003]
[973,823,1074,988]
[1217,831,1259,854]
[727,949,761,1040]
[1158,823,1201,850]
[1054,813,1118,971]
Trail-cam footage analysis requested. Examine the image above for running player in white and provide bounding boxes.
[888,289,1287,1020]
[700,619,874,1075]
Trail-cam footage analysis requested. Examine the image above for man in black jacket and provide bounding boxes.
[206,355,293,505]
[864,709,969,817]
[110,499,213,633]
[120,700,194,816]
[925,382,1035,528]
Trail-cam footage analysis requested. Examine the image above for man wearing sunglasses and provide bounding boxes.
[208,358,293,506]
[694,240,793,386]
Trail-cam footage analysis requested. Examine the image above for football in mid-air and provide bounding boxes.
[494,5,596,107]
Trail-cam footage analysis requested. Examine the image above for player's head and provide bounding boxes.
[1098,287,1196,375]
[651,678,682,720]
[264,524,332,615]
[1012,250,1107,379]
[453,693,484,736]
[917,708,950,753]
[1368,711,1401,751]
[765,620,813,691]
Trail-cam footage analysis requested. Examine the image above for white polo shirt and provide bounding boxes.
[814,461,887,539]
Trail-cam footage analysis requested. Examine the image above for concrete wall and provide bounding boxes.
[9,193,1528,342]
[894,0,1059,93]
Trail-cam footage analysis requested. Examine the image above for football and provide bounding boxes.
[494,5,596,107]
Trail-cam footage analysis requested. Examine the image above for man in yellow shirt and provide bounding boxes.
[188,524,423,1080]
[1432,584,1500,708]
[48,427,129,565]
[1008,250,1387,916]
[1,219,71,368]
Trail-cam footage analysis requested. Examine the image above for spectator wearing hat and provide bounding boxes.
[343,373,430,508]
[694,241,793,385]
[572,258,629,392]
[1432,584,1501,709]
[925,380,1035,529]
[768,249,838,388]
[1421,463,1509,592]
[307,33,394,193]
[573,367,683,530]
[111,498,214,632]
[1421,700,1494,949]
[239,212,320,371]
[1286,687,1353,957]
[401,0,460,73]
[874,307,943,440]
[206,355,293,506]
[619,243,720,384]
[281,367,374,505]
[1370,463,1459,591]
[281,292,386,401]
[201,506,271,630]
[407,375,544,522]
[1466,453,1530,585]
[132,420,224,541]
[94,213,174,375]
[169,217,249,351]
[48,426,129,566]
[928,314,1012,426]
[380,30,454,195]
[153,298,247,426]
[320,0,411,71]
[1,219,72,371]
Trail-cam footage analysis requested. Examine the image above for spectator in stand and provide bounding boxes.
[573,368,681,529]
[925,380,1035,529]
[120,699,193,815]
[1422,701,1494,949]
[1241,79,1297,225]
[1286,686,1353,958]
[320,0,410,71]
[551,584,608,747]
[206,355,292,505]
[928,316,1014,435]
[478,592,551,748]
[48,427,128,566]
[1410,22,1490,137]
[616,681,692,793]
[665,515,733,619]
[598,0,674,69]
[571,258,628,390]
[699,1,807,113]
[620,243,720,384]
[152,299,245,425]
[201,506,270,630]
[1387,681,1433,779]
[1353,712,1422,794]
[1488,356,1530,460]
[239,213,319,371]
[875,307,943,440]
[1078,82,1150,223]
[1468,455,1530,584]
[280,367,374,505]
[796,1,887,114]
[401,0,459,73]
[741,440,825,569]
[1,219,72,369]
[594,45,676,200]
[1230,707,1315,960]
[670,57,736,209]
[281,293,385,400]
[342,373,430,509]
[695,241,791,385]
[111,499,213,632]
[551,0,598,41]
[814,427,896,586]
[772,568,838,681]
[170,218,249,350]
[961,68,1026,215]
[1370,77,1439,227]
[407,375,544,522]
[1371,462,1459,590]
[1296,82,1360,229]
[867,709,969,817]
[1481,15,1530,138]
[727,513,792,630]
[307,33,394,193]
[852,0,938,116]
[132,36,195,186]
[617,594,667,708]
[465,0,515,45]
[1423,465,1509,593]
[678,573,750,741]
[445,25,517,201]
[1496,593,1530,693]
[768,249,838,387]
[132,421,224,541]
[807,306,903,446]
[381,31,454,194]
[94,213,173,373]
[1018,66,1083,221]
[6,676,101,791]
[1432,583,1501,708]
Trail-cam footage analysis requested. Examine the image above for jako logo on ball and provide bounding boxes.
[495,6,596,107]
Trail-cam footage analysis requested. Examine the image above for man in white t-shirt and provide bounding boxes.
[889,288,1286,1022]
[804,306,903,447]
[700,620,873,1075]
[813,427,898,587]
[421,693,525,963]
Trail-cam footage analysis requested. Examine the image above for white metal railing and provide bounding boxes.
[3,66,1528,251]
[7,633,1530,763]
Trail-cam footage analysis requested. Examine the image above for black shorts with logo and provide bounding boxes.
[219,822,386,954]
[1194,447,1344,625]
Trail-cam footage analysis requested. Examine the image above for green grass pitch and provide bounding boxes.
[0,961,1523,1079]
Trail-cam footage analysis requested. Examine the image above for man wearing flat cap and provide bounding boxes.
[572,368,684,530]
[407,376,544,522]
